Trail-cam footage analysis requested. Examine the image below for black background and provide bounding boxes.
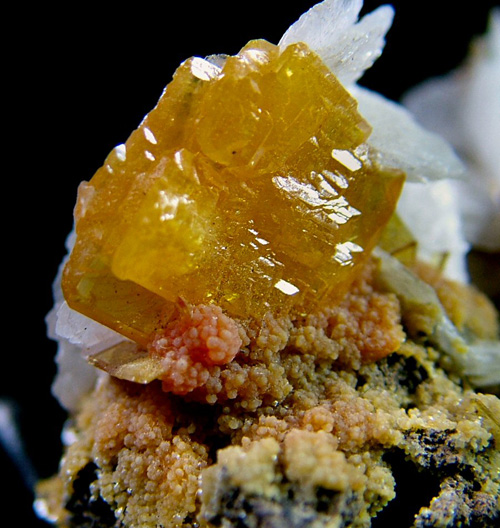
[4,1,499,526]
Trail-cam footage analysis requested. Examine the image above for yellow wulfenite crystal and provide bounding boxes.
[62,39,404,346]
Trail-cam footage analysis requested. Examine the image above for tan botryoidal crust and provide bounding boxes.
[36,258,500,527]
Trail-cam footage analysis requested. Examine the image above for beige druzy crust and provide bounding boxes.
[37,259,500,527]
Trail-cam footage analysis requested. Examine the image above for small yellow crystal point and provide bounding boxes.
[62,39,404,345]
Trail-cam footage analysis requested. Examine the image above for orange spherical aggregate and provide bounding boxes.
[149,304,242,394]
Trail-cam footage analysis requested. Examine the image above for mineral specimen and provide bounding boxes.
[36,1,500,528]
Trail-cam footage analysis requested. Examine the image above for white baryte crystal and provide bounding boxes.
[397,180,470,282]
[47,287,97,411]
[462,340,500,388]
[280,0,394,85]
[50,339,99,412]
[403,10,500,250]
[55,301,125,353]
[375,248,500,387]
[47,230,115,411]
[350,85,466,182]
[48,280,126,411]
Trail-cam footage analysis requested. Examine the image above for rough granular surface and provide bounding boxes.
[37,259,500,527]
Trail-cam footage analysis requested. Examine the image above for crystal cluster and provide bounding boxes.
[62,39,404,346]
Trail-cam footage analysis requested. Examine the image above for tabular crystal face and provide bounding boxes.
[62,39,404,346]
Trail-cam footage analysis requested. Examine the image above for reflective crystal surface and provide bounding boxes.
[62,40,404,345]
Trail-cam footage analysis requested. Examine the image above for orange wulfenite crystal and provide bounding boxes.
[62,39,404,346]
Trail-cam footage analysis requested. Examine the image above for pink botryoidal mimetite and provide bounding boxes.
[148,304,242,395]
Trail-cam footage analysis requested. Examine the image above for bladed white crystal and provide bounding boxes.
[279,0,394,85]
[397,180,470,282]
[350,85,466,182]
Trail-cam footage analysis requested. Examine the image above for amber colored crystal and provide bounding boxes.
[62,39,404,346]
